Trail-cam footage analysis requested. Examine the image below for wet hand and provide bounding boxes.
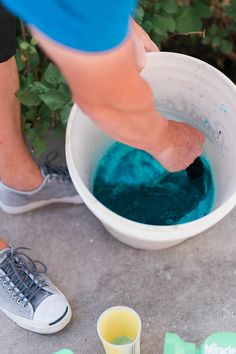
[152,120,205,172]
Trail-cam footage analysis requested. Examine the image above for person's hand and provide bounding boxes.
[131,19,159,71]
[150,120,205,172]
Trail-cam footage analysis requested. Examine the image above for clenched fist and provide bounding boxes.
[151,120,205,172]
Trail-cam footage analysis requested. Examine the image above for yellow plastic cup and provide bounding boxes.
[97,306,141,354]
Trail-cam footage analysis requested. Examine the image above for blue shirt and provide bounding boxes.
[1,0,136,52]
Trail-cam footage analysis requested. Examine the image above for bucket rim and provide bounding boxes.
[66,52,236,243]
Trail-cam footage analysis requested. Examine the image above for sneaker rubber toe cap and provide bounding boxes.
[33,294,70,326]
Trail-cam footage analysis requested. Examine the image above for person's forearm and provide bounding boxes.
[32,31,170,155]
[32,30,204,172]
[79,75,170,155]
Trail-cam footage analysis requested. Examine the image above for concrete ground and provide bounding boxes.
[1,147,236,354]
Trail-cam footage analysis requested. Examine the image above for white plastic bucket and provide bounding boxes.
[66,52,236,250]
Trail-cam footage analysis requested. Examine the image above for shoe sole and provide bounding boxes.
[0,196,84,215]
[0,304,72,334]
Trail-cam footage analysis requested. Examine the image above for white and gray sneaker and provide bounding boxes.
[0,244,72,334]
[0,152,83,214]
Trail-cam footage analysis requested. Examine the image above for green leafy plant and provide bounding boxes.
[16,24,72,154]
[16,1,236,155]
[135,0,236,56]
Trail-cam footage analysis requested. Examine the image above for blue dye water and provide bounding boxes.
[92,143,215,226]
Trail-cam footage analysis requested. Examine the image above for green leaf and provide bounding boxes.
[39,90,66,110]
[153,25,167,37]
[28,46,37,54]
[19,73,34,89]
[15,51,25,72]
[163,15,176,32]
[26,129,35,146]
[32,135,48,155]
[225,8,236,20]
[150,34,162,48]
[59,104,72,125]
[224,6,232,17]
[228,22,236,32]
[19,41,30,51]
[153,15,173,39]
[24,122,32,130]
[58,84,72,102]
[16,89,41,107]
[43,63,64,86]
[209,24,220,36]
[163,0,178,14]
[55,121,66,138]
[221,39,233,54]
[153,14,175,34]
[32,82,50,94]
[29,51,40,71]
[154,30,168,40]
[30,37,38,46]
[24,106,38,119]
[212,36,221,48]
[39,104,51,119]
[38,118,51,134]
[175,7,202,32]
[193,2,212,19]
[134,7,144,24]
[154,2,162,12]
[142,20,153,33]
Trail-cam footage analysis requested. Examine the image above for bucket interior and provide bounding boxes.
[69,53,236,214]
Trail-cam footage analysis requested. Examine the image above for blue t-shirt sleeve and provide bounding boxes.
[1,0,136,52]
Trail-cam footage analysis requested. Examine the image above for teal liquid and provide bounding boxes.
[111,336,133,345]
[92,143,215,226]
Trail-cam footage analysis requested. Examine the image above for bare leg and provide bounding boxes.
[0,57,43,191]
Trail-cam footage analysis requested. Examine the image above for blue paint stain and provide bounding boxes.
[92,143,215,226]
[203,118,209,128]
[220,104,228,113]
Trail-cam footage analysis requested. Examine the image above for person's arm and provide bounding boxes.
[1,0,204,171]
[33,29,204,172]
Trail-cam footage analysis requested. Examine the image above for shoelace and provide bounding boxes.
[44,151,71,183]
[0,247,47,307]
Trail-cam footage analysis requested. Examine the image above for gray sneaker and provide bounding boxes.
[0,244,71,334]
[0,153,83,214]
